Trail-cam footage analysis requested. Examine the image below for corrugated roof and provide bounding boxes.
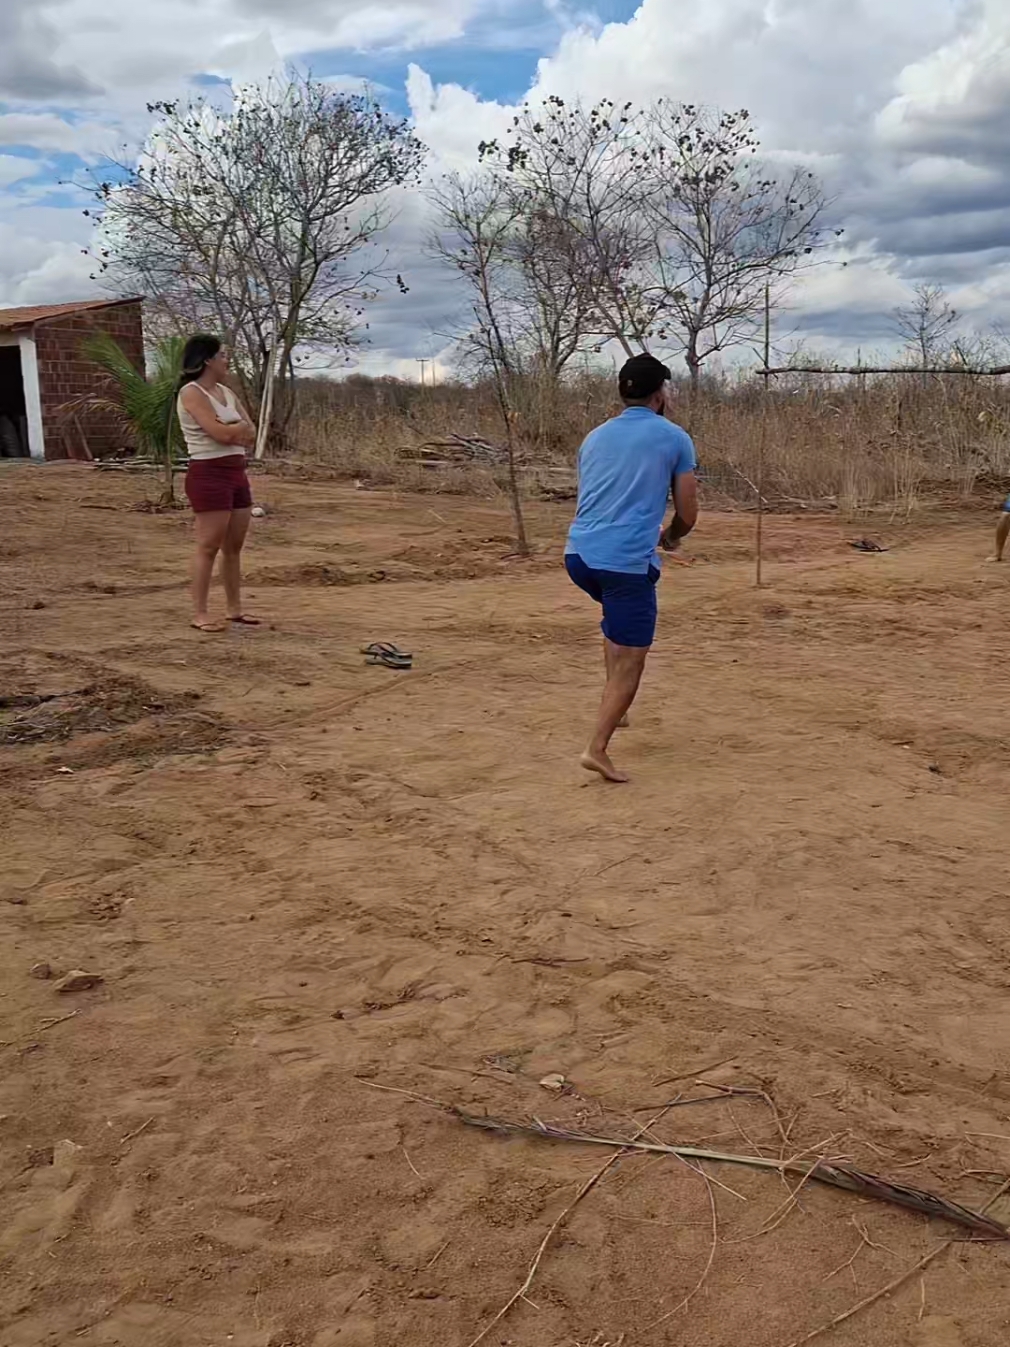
[0,297,142,331]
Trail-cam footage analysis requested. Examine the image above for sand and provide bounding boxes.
[1,462,1009,1347]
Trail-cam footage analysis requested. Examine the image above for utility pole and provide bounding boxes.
[416,358,428,387]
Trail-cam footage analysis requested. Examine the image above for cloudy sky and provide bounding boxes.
[1,0,1009,376]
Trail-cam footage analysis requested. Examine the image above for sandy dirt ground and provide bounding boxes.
[2,461,1010,1347]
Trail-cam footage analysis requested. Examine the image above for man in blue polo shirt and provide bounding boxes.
[565,353,698,783]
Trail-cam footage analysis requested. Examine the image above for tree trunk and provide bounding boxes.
[494,387,530,556]
[683,337,702,433]
[159,452,176,507]
[504,434,530,557]
[685,340,702,393]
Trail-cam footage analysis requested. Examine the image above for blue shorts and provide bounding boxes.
[565,554,659,648]
[1002,496,1010,513]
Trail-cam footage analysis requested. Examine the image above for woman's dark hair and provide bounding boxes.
[179,334,222,387]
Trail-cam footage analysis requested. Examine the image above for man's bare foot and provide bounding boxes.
[987,555,1003,563]
[581,748,629,783]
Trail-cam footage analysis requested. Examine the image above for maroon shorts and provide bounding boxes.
[185,455,253,513]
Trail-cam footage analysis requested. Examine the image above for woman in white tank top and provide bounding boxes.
[177,335,260,632]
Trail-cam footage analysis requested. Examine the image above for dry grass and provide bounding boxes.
[290,369,1010,517]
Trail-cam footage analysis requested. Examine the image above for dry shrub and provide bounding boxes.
[289,370,1010,517]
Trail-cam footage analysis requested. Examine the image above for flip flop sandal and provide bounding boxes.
[360,641,413,659]
[191,621,225,633]
[365,649,412,670]
[229,615,262,625]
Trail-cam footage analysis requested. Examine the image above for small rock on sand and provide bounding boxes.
[29,962,52,980]
[538,1073,567,1092]
[54,970,103,994]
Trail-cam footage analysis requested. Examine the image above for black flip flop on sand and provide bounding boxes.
[361,641,412,669]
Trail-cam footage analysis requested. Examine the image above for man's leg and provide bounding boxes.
[581,567,657,783]
[582,640,649,782]
[990,510,1010,562]
[603,641,630,728]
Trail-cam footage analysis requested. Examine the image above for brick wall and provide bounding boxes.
[34,301,145,460]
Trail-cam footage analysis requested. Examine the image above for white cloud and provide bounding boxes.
[0,0,102,100]
[398,0,1010,361]
[320,73,394,95]
[0,154,43,188]
[0,112,116,157]
[530,0,956,151]
[12,0,479,111]
[406,64,511,169]
[0,207,97,305]
[4,0,1010,363]
[877,1,1010,167]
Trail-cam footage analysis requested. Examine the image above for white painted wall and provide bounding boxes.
[19,334,45,459]
[0,330,45,458]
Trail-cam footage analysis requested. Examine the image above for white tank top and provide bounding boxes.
[177,383,246,461]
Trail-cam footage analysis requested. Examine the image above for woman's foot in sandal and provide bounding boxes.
[191,617,226,633]
[228,614,261,626]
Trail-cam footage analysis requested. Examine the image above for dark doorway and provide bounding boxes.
[0,346,30,457]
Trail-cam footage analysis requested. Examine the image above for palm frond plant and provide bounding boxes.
[63,332,186,505]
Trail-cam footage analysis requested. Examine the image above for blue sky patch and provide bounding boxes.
[300,0,644,113]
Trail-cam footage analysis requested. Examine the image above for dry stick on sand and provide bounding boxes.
[632,1086,769,1114]
[653,1057,736,1087]
[698,1079,794,1154]
[823,1217,895,1284]
[360,1082,1010,1241]
[120,1117,155,1145]
[464,1104,680,1347]
[644,1149,721,1328]
[454,1113,1010,1241]
[781,1242,954,1347]
[778,1176,1010,1347]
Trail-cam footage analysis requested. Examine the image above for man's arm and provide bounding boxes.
[659,470,698,551]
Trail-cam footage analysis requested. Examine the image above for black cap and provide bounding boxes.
[618,353,671,401]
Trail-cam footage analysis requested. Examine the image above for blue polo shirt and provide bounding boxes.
[565,408,697,574]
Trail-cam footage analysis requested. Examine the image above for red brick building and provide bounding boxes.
[0,297,144,461]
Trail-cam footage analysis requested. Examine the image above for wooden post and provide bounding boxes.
[254,329,278,462]
[756,283,771,587]
[755,411,766,588]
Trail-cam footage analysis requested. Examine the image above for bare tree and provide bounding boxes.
[483,99,834,390]
[87,72,424,447]
[893,284,958,369]
[480,97,658,358]
[639,103,832,390]
[427,172,532,554]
